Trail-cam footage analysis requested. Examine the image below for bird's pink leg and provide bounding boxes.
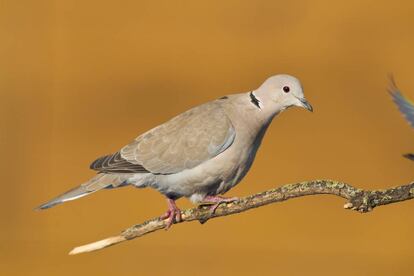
[160,198,182,229]
[202,195,239,214]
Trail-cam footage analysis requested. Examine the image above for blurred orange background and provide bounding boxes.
[2,0,414,275]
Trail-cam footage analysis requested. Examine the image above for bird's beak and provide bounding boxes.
[298,98,313,112]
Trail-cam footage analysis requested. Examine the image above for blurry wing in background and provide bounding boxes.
[389,76,414,127]
[403,153,414,161]
[388,76,414,160]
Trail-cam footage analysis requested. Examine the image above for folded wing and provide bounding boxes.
[91,102,236,175]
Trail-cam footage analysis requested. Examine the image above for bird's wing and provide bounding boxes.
[389,76,414,128]
[90,151,150,173]
[91,101,236,174]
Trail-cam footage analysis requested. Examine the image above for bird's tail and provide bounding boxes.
[35,174,128,210]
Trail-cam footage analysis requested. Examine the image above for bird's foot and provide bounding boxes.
[202,195,239,214]
[160,198,182,229]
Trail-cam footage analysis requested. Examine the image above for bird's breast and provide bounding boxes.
[152,114,274,200]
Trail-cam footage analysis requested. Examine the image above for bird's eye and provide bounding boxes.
[283,86,290,93]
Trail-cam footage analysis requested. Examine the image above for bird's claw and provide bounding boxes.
[160,199,182,229]
[202,196,239,215]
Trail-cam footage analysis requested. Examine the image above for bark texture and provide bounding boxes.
[69,179,414,255]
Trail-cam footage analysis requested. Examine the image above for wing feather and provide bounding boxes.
[90,152,149,173]
[119,102,235,174]
[389,77,414,128]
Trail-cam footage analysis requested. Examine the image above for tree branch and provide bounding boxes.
[69,179,414,255]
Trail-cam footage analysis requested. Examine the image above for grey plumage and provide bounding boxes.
[120,102,236,174]
[36,74,312,217]
[90,152,149,173]
[36,174,128,209]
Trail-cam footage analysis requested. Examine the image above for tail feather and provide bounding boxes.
[35,174,128,210]
[35,185,94,210]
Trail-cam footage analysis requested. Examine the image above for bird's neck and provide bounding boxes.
[246,91,282,125]
[225,92,281,138]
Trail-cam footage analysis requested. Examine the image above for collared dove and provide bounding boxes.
[36,74,312,228]
[389,76,414,160]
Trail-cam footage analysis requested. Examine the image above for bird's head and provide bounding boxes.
[254,74,313,113]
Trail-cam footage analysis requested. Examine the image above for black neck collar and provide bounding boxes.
[249,91,261,109]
